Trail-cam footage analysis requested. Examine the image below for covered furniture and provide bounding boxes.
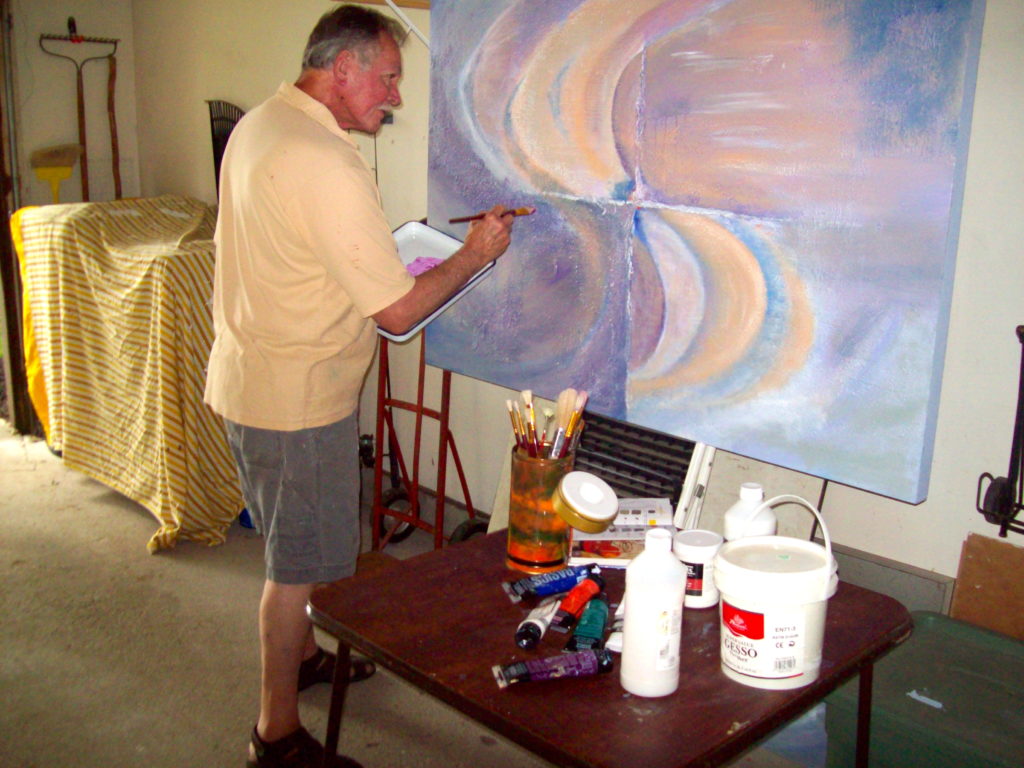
[12,194,244,552]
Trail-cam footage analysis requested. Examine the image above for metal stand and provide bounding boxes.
[371,335,482,550]
[976,325,1024,536]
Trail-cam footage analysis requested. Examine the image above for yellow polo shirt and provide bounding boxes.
[205,82,414,430]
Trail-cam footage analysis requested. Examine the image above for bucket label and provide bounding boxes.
[684,562,704,596]
[721,601,807,679]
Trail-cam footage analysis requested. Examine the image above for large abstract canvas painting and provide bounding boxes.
[425,0,986,502]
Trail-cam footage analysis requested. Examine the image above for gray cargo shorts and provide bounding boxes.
[224,414,360,584]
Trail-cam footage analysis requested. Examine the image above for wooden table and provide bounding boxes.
[309,533,912,768]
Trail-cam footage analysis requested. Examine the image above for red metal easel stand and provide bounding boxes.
[371,335,478,550]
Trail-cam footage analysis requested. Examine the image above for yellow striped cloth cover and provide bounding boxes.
[12,195,245,552]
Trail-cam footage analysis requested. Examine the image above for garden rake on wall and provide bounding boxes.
[39,17,120,201]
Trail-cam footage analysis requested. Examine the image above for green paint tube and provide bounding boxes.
[564,592,609,652]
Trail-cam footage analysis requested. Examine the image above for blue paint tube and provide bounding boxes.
[564,592,609,652]
[492,649,614,689]
[502,564,597,603]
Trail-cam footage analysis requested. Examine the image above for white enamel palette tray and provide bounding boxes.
[378,221,495,342]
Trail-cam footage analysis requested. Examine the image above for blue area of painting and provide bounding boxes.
[611,178,636,201]
[839,0,976,144]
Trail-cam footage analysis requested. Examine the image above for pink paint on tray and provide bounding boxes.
[407,256,445,276]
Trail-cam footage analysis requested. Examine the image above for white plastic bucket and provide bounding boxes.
[713,495,838,690]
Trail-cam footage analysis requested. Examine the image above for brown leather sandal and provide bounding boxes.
[246,725,363,768]
[297,647,375,692]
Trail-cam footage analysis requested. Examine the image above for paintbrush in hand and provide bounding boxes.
[449,206,536,224]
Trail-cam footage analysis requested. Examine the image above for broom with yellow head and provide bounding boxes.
[30,143,83,204]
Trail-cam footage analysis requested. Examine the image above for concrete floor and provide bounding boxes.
[0,419,806,768]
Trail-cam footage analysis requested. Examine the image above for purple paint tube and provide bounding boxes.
[502,564,597,603]
[492,649,614,689]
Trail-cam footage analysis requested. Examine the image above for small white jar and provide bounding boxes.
[673,529,724,609]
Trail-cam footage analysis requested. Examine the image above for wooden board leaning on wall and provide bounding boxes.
[950,532,1024,641]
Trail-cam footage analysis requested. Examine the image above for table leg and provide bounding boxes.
[322,640,352,768]
[854,664,873,768]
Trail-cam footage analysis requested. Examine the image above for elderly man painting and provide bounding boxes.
[205,6,516,767]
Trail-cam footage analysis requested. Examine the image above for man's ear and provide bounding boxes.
[332,49,355,86]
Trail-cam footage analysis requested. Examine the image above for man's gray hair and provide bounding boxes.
[302,4,405,70]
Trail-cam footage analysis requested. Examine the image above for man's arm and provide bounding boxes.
[373,205,515,335]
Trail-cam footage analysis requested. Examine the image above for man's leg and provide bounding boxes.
[256,579,315,743]
[226,416,363,765]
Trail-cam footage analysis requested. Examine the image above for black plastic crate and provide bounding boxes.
[574,411,695,506]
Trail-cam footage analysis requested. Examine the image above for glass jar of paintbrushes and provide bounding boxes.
[505,388,588,573]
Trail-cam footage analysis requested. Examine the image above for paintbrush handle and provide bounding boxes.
[549,428,566,459]
[448,206,535,224]
[567,421,584,454]
[564,410,583,438]
[508,411,522,448]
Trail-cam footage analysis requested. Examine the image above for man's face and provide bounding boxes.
[338,33,402,134]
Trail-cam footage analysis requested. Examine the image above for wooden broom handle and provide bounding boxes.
[108,55,121,199]
[76,65,89,201]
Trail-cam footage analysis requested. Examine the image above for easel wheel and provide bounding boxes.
[375,487,416,544]
[449,518,488,544]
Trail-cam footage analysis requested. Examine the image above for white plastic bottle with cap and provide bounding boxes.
[619,528,688,697]
[723,482,776,541]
